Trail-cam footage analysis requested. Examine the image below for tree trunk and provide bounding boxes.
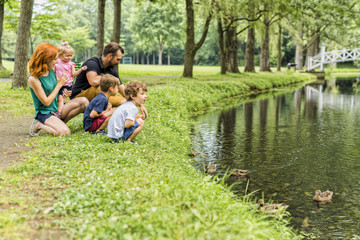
[167,53,170,65]
[96,0,106,56]
[158,45,163,65]
[183,0,214,78]
[153,51,155,65]
[111,0,121,73]
[304,32,313,69]
[260,21,271,72]
[244,26,255,72]
[13,0,34,88]
[295,21,303,70]
[277,24,282,71]
[314,34,320,55]
[29,32,34,54]
[217,17,226,74]
[183,0,196,77]
[0,1,4,70]
[111,0,121,43]
[244,7,255,73]
[224,20,239,73]
[146,53,149,64]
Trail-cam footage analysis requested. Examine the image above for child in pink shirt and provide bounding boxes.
[54,40,87,117]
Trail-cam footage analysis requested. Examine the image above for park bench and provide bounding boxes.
[74,61,82,70]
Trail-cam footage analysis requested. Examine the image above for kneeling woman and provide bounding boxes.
[28,43,88,136]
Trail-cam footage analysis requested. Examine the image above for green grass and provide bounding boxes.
[0,72,315,239]
[6,59,352,77]
[1,60,15,72]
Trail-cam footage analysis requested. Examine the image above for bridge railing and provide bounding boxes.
[308,44,360,71]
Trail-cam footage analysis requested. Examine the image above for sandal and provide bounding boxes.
[29,119,40,137]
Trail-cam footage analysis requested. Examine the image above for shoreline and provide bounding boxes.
[1,72,315,239]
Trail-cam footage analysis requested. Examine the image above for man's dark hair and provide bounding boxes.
[103,42,124,56]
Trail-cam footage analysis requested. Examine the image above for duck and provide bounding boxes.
[257,199,289,215]
[313,190,333,204]
[229,169,251,177]
[205,162,216,174]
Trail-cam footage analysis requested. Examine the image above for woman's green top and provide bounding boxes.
[30,70,58,118]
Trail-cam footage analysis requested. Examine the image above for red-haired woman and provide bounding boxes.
[28,43,89,136]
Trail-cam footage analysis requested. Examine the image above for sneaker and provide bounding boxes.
[29,119,40,137]
[130,141,140,145]
[92,129,107,135]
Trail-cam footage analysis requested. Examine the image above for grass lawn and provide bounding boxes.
[0,71,315,239]
[7,59,358,78]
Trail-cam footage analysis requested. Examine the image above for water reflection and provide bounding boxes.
[191,76,360,239]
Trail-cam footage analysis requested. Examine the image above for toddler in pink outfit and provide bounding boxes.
[54,40,87,117]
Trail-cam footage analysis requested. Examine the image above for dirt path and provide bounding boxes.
[0,112,68,239]
[0,111,33,169]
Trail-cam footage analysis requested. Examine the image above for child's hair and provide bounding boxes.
[100,74,120,92]
[125,81,147,101]
[58,40,74,56]
[29,43,58,78]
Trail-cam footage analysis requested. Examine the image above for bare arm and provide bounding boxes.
[28,74,67,107]
[89,109,102,118]
[118,84,125,97]
[140,104,148,119]
[89,103,112,118]
[86,71,102,87]
[124,119,135,128]
[72,65,87,77]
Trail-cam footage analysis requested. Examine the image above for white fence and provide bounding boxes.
[308,44,360,71]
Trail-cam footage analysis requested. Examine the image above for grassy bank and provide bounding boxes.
[0,72,315,239]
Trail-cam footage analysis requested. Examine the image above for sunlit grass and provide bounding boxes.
[0,72,316,239]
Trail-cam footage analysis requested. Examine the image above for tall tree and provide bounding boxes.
[29,6,64,53]
[111,0,121,43]
[294,20,303,70]
[259,0,288,72]
[128,1,183,65]
[217,16,226,74]
[0,0,5,70]
[259,8,271,72]
[218,0,262,73]
[244,6,256,73]
[111,0,121,72]
[12,0,34,88]
[224,18,240,73]
[276,24,282,71]
[96,0,106,56]
[183,0,215,77]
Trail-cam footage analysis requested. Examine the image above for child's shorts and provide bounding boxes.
[87,114,107,133]
[36,112,56,124]
[122,121,139,140]
[59,85,72,96]
[111,121,139,142]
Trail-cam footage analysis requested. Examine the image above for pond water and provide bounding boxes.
[191,76,360,239]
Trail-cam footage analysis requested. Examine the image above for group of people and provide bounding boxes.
[28,41,147,143]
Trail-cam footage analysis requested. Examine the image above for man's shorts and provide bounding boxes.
[87,114,107,133]
[76,86,125,107]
